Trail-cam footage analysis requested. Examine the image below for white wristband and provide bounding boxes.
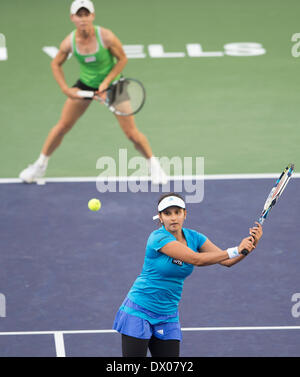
[227,247,239,259]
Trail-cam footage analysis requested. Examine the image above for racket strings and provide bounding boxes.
[273,165,294,200]
[109,79,145,115]
[261,164,294,219]
[275,175,291,198]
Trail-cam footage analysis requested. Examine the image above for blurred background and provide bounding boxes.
[1,0,299,177]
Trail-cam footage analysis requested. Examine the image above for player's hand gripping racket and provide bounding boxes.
[241,163,295,255]
[77,77,146,116]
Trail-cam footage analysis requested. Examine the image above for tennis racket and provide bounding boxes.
[77,77,146,116]
[241,163,295,255]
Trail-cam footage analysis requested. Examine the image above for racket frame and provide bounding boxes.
[259,163,294,224]
[77,77,146,116]
[242,163,294,254]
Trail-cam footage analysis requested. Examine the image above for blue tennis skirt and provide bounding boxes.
[113,297,182,341]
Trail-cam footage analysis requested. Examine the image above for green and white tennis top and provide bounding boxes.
[71,25,120,88]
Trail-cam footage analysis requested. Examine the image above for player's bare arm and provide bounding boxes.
[98,28,128,92]
[51,35,82,99]
[199,238,255,268]
[160,241,230,267]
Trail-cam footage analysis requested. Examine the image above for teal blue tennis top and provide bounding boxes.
[127,226,207,315]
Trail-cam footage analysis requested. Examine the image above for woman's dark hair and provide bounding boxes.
[157,192,185,206]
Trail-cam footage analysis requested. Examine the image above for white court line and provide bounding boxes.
[181,326,300,331]
[53,332,66,357]
[1,326,299,357]
[1,173,300,184]
[0,325,300,336]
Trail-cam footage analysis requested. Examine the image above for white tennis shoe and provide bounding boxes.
[19,162,47,183]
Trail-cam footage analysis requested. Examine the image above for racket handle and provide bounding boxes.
[77,90,95,99]
[241,231,257,256]
[241,249,249,256]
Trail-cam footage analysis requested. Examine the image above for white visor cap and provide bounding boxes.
[153,196,185,220]
[70,0,95,14]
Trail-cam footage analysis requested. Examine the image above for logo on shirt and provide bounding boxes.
[172,259,183,266]
[84,56,96,63]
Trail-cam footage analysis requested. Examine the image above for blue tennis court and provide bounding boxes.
[0,176,299,357]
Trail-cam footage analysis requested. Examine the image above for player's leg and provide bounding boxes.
[115,114,168,184]
[19,98,91,183]
[115,114,152,158]
[148,336,180,357]
[121,334,149,357]
[41,98,91,156]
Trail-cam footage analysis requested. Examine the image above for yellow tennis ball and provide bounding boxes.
[88,198,101,211]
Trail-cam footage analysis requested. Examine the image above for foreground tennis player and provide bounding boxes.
[19,0,167,184]
[113,193,263,357]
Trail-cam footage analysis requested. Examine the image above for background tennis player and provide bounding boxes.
[19,0,167,185]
